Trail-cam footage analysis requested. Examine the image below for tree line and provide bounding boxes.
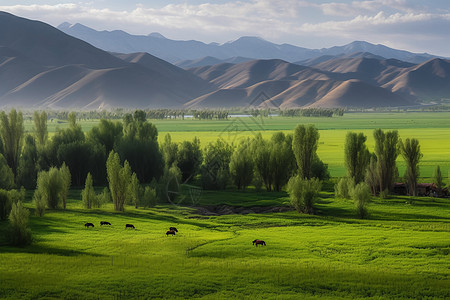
[0,108,446,245]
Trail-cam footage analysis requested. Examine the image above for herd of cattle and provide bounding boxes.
[83,222,266,246]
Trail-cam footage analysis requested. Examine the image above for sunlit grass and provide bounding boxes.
[0,191,449,299]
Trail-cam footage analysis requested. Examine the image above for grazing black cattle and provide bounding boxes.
[125,224,135,229]
[252,239,266,246]
[100,221,111,226]
[169,227,178,232]
[85,222,94,228]
[166,230,176,236]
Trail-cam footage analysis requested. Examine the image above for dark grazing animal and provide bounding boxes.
[100,221,111,226]
[85,222,94,228]
[252,239,266,246]
[166,230,176,236]
[169,227,178,232]
[125,224,135,229]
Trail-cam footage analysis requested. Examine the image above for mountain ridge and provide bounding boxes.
[57,22,442,64]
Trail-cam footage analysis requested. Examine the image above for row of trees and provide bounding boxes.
[280,108,345,117]
[336,129,448,218]
[343,129,426,197]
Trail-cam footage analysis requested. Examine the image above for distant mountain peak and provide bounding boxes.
[225,36,267,44]
[57,22,72,30]
[148,32,166,39]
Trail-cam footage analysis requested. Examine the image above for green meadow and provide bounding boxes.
[3,111,447,299]
[0,190,449,299]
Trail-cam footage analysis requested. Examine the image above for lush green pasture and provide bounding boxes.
[0,191,449,299]
[24,112,450,178]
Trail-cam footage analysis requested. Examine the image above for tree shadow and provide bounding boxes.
[0,243,105,257]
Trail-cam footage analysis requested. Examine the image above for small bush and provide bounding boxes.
[97,187,111,206]
[8,200,32,246]
[334,177,354,199]
[141,186,157,208]
[82,173,96,209]
[379,189,389,199]
[0,189,11,220]
[287,175,321,214]
[33,190,46,217]
[351,182,371,219]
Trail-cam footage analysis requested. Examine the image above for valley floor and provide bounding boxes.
[0,191,449,299]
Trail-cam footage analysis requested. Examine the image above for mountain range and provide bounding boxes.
[1,11,449,110]
[57,22,441,65]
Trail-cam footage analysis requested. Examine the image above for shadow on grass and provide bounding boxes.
[0,243,105,257]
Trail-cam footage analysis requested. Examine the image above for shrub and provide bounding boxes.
[141,186,157,208]
[0,189,11,220]
[287,175,321,214]
[334,177,354,199]
[82,173,96,209]
[351,182,371,219]
[379,189,389,199]
[33,189,46,217]
[35,166,70,209]
[8,200,32,246]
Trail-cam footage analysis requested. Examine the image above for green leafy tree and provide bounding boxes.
[161,133,178,168]
[351,182,371,219]
[8,200,32,246]
[365,155,379,195]
[141,186,157,208]
[399,138,422,196]
[201,138,233,190]
[270,132,296,191]
[0,189,11,220]
[87,119,123,154]
[292,125,320,179]
[373,129,399,193]
[60,163,71,209]
[252,134,272,191]
[287,175,321,214]
[0,153,14,190]
[33,189,46,217]
[335,177,354,199]
[81,173,96,209]
[230,139,253,190]
[0,109,24,177]
[33,111,48,147]
[434,165,445,191]
[116,112,162,183]
[17,135,38,189]
[177,137,202,182]
[311,155,330,181]
[344,132,370,184]
[34,165,70,210]
[128,173,140,208]
[106,151,132,211]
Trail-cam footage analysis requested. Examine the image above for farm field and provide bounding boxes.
[0,190,449,299]
[24,112,450,178]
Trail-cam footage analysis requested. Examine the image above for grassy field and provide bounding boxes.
[25,112,450,178]
[5,112,447,298]
[0,190,449,299]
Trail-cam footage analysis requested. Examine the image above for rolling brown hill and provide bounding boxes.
[382,58,450,101]
[186,58,413,109]
[0,12,213,109]
[0,11,447,109]
[189,59,310,89]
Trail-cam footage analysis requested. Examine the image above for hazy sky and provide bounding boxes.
[1,0,449,56]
